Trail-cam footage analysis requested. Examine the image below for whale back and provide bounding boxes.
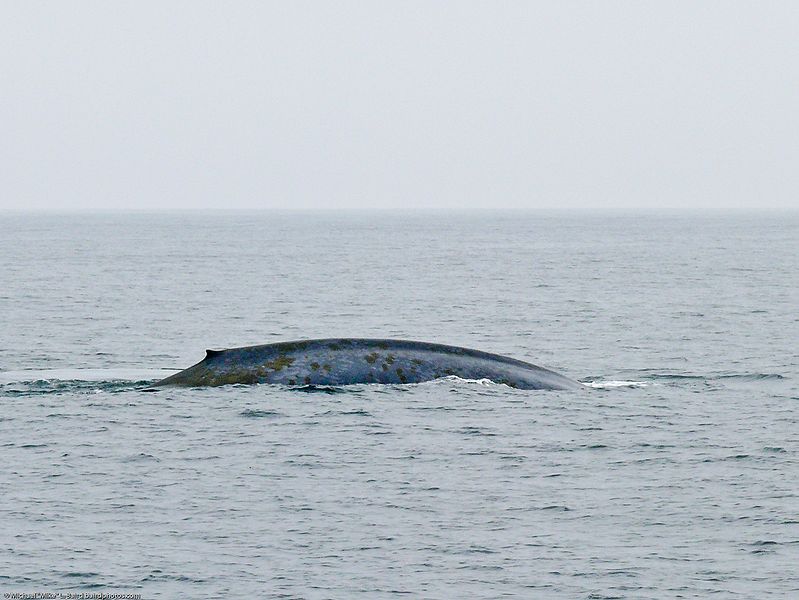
[154,338,583,390]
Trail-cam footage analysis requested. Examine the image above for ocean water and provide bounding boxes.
[1,211,797,599]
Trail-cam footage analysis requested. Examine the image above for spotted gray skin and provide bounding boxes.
[152,338,584,390]
[154,338,583,390]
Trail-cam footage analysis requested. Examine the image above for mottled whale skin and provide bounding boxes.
[153,338,583,390]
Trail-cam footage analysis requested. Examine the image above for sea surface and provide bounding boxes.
[1,211,797,599]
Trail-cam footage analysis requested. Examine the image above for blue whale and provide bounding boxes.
[153,338,583,390]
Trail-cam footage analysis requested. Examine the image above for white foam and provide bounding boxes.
[442,376,503,387]
[582,380,651,389]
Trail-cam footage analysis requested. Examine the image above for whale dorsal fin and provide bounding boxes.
[205,348,222,359]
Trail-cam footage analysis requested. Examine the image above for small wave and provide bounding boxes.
[582,380,650,389]
[338,409,372,416]
[593,371,788,387]
[715,373,785,381]
[289,384,351,394]
[0,368,174,384]
[121,453,160,462]
[642,373,706,380]
[636,371,785,382]
[316,409,373,417]
[0,368,175,396]
[240,409,284,418]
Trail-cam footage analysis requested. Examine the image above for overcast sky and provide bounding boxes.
[2,1,797,211]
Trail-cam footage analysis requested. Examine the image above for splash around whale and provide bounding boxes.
[152,338,584,390]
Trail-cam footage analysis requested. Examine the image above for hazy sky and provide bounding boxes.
[2,1,797,211]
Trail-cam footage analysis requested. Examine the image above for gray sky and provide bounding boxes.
[2,1,797,211]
